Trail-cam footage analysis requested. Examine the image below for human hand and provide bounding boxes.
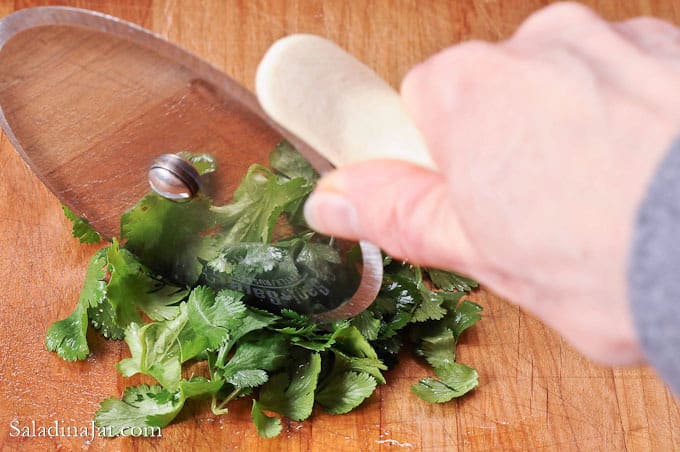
[303,2,680,365]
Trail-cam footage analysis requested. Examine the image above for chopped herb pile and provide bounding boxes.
[46,142,482,438]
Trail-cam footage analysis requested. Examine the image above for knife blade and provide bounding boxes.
[0,7,431,321]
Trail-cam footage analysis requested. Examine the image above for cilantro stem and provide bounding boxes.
[414,266,423,289]
[212,386,244,414]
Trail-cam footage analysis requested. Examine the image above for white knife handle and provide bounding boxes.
[256,34,436,170]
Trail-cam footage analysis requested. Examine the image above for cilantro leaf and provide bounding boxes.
[350,311,381,341]
[179,376,224,399]
[62,205,102,244]
[118,287,249,389]
[411,289,447,322]
[452,300,483,341]
[117,309,187,390]
[95,378,222,437]
[269,140,319,226]
[259,352,322,421]
[419,330,457,368]
[45,304,89,361]
[270,140,319,185]
[122,194,217,286]
[219,332,288,387]
[331,350,387,385]
[183,286,247,354]
[178,152,217,175]
[409,297,482,371]
[45,248,108,360]
[334,326,380,360]
[106,240,188,325]
[427,269,478,292]
[411,363,478,403]
[251,400,283,439]
[210,165,310,246]
[316,371,377,414]
[89,298,125,340]
[95,384,181,436]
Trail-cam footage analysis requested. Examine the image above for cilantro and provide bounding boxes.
[45,304,89,361]
[118,287,247,390]
[122,194,216,286]
[178,152,217,175]
[350,310,381,341]
[316,371,377,414]
[258,351,322,421]
[62,205,102,243]
[219,332,288,387]
[251,400,283,438]
[45,248,107,360]
[210,165,311,246]
[427,268,479,292]
[411,363,478,403]
[50,142,483,439]
[95,377,223,436]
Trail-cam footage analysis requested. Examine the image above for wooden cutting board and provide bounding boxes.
[0,1,678,451]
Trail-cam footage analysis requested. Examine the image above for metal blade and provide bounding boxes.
[0,6,382,320]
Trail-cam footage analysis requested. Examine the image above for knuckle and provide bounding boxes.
[531,2,601,26]
[514,2,605,40]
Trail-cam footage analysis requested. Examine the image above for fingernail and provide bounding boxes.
[304,191,360,237]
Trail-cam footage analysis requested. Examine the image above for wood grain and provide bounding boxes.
[0,1,678,451]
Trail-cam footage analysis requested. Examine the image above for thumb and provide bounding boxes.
[303,159,477,271]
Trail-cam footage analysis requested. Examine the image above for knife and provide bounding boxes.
[0,6,433,321]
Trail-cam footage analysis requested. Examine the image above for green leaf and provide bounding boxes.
[427,269,478,292]
[95,384,182,436]
[105,240,188,326]
[411,363,478,403]
[270,140,319,185]
[419,330,457,368]
[259,352,322,421]
[45,304,89,361]
[411,290,446,322]
[62,205,102,244]
[452,300,483,341]
[409,297,482,370]
[179,376,224,399]
[117,307,188,390]
[215,307,279,361]
[221,333,288,373]
[374,274,420,338]
[46,248,109,360]
[79,248,109,308]
[211,165,311,246]
[227,369,269,388]
[269,141,319,225]
[178,152,218,175]
[184,287,247,353]
[122,194,217,286]
[334,326,379,360]
[350,311,381,341]
[316,371,377,414]
[88,298,125,340]
[331,350,387,385]
[251,400,283,439]
[95,378,223,437]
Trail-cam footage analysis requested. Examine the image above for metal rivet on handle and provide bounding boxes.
[148,154,201,201]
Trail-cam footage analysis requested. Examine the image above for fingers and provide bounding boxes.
[303,159,478,272]
[614,17,680,64]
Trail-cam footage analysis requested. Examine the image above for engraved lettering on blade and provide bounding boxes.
[223,256,336,305]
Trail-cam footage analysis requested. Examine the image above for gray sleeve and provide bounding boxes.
[629,137,680,396]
